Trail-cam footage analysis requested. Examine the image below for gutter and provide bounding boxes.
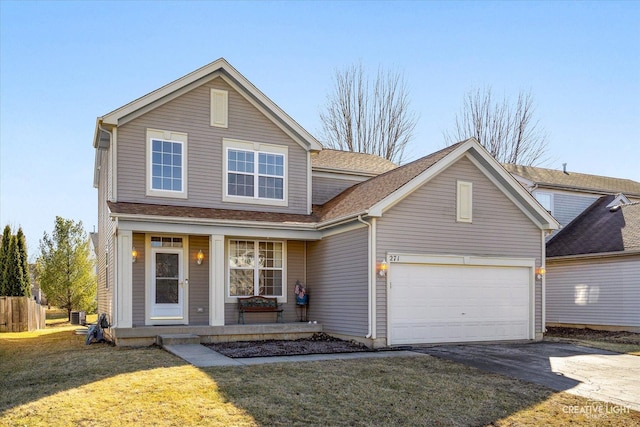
[316,210,370,230]
[357,215,376,341]
[547,250,640,262]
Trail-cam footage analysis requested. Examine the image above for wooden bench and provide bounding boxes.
[237,296,283,324]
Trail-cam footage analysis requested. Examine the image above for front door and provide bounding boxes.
[150,246,185,322]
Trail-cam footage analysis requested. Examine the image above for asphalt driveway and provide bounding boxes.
[415,342,640,411]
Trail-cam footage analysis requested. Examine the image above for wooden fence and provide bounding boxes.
[0,296,46,332]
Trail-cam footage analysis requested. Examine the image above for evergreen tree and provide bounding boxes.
[0,225,11,295]
[4,235,21,296]
[37,217,96,319]
[16,228,31,297]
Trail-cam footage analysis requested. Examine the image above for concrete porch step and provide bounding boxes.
[158,334,201,346]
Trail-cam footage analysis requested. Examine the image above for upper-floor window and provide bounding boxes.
[223,139,287,207]
[147,129,188,199]
[535,192,553,214]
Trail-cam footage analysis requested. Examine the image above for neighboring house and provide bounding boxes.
[92,58,557,346]
[504,164,640,332]
[545,195,640,332]
[503,164,640,235]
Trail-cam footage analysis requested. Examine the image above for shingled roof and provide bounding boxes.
[311,149,397,176]
[503,164,640,197]
[108,201,318,224]
[546,195,640,257]
[316,143,464,222]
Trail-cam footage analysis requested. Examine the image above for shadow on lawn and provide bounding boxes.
[0,328,185,413]
[202,354,563,427]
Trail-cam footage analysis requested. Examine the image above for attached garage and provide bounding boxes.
[388,255,535,345]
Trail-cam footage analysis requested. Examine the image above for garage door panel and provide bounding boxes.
[390,262,531,345]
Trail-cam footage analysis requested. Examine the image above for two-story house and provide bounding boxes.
[504,164,640,332]
[93,58,557,347]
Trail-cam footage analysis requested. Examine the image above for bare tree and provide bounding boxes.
[444,87,549,165]
[320,63,418,164]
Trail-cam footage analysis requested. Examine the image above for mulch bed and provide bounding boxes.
[546,327,640,345]
[204,332,374,358]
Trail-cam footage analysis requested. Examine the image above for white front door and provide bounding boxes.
[150,247,186,322]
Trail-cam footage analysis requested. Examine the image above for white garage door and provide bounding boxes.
[389,261,532,345]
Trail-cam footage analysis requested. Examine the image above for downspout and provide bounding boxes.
[541,229,547,336]
[358,215,376,340]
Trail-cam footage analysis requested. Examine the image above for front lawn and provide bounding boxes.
[1,324,638,426]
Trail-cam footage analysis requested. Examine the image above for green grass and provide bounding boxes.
[1,324,639,426]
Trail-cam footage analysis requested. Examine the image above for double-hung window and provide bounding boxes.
[146,129,188,198]
[223,139,287,206]
[228,240,285,299]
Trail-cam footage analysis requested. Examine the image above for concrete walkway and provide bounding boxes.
[163,343,426,367]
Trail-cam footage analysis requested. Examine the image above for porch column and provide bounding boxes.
[209,234,225,326]
[115,230,133,328]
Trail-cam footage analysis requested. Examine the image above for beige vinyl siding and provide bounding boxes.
[116,78,309,214]
[96,150,111,318]
[188,236,209,325]
[307,227,369,337]
[131,233,146,326]
[546,255,640,329]
[312,175,361,205]
[223,240,306,324]
[376,157,543,337]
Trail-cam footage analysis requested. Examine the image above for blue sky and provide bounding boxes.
[1,1,639,255]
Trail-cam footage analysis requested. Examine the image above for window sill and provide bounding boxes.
[146,189,188,199]
[222,195,288,207]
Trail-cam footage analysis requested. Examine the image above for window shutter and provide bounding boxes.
[457,181,472,223]
[210,89,228,128]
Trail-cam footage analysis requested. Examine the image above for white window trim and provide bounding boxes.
[225,239,287,303]
[146,128,188,199]
[210,88,228,128]
[456,180,473,223]
[534,191,554,215]
[222,138,288,207]
[144,234,189,325]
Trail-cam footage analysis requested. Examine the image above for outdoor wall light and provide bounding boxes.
[536,267,545,280]
[131,247,138,263]
[378,259,388,277]
[196,249,205,265]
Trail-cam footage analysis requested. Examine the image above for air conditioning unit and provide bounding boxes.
[71,311,86,326]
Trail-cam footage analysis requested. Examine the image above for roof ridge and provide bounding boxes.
[506,163,640,183]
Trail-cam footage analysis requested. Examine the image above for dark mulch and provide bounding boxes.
[546,327,640,345]
[204,332,374,358]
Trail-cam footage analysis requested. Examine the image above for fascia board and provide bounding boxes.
[465,146,559,230]
[116,218,322,241]
[547,250,640,262]
[509,173,535,189]
[368,140,474,217]
[110,211,318,231]
[101,58,229,125]
[219,73,322,152]
[99,58,322,152]
[312,167,380,178]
